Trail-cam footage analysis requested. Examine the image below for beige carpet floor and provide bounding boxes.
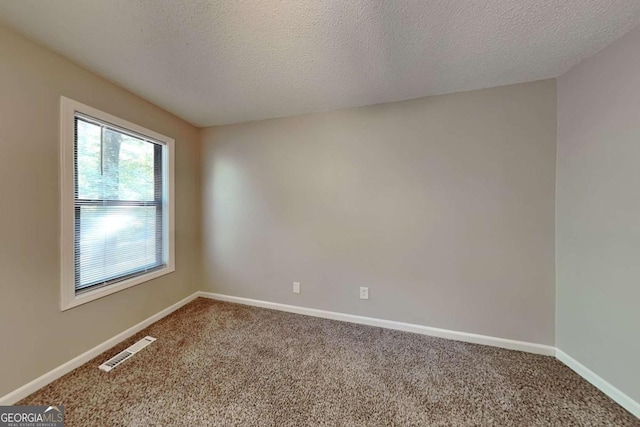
[19,298,639,426]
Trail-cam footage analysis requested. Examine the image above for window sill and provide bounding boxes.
[60,265,175,311]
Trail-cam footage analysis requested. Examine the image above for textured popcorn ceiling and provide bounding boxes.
[1,1,639,126]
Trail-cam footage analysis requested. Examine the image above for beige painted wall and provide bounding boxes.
[202,79,557,344]
[557,26,640,403]
[0,25,202,396]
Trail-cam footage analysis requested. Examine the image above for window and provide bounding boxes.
[60,97,174,310]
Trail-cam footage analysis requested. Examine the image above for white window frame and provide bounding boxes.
[60,97,175,311]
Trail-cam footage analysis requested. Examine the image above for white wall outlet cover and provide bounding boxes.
[293,282,301,294]
[359,287,369,300]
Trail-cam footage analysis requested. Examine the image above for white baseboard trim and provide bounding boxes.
[0,292,199,405]
[196,292,556,356]
[556,349,640,418]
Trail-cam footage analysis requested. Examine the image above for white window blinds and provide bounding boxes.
[74,113,165,293]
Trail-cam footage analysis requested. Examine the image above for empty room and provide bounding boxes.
[0,1,639,425]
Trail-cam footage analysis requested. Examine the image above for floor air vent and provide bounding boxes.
[99,336,156,372]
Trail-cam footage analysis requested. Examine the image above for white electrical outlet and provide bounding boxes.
[293,282,301,294]
[359,287,369,300]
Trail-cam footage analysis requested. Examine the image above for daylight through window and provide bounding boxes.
[60,97,174,310]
